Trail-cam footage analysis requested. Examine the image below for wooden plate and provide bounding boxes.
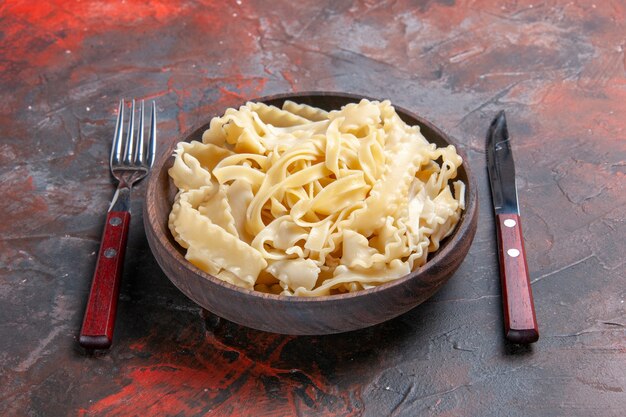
[143,92,478,335]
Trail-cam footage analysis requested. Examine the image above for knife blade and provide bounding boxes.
[486,111,539,344]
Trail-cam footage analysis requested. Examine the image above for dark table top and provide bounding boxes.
[1,1,625,416]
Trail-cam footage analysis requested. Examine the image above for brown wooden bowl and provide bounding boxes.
[144,92,478,335]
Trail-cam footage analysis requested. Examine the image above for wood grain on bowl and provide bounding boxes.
[143,92,478,335]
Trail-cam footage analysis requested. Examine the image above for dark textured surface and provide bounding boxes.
[1,1,625,416]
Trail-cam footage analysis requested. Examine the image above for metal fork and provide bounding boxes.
[79,99,156,350]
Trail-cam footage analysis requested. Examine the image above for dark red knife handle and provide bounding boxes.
[79,211,130,350]
[496,213,539,344]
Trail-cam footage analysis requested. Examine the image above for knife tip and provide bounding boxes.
[488,110,509,141]
[494,109,506,124]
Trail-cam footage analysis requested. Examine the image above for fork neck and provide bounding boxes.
[109,183,131,212]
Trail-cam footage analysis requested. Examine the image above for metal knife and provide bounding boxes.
[486,111,539,344]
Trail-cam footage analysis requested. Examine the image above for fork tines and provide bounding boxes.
[110,99,157,170]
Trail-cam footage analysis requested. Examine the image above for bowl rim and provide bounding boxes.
[145,91,478,304]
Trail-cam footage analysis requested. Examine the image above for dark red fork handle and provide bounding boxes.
[496,213,539,344]
[79,211,130,350]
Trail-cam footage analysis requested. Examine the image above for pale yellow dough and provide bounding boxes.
[168,99,465,296]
